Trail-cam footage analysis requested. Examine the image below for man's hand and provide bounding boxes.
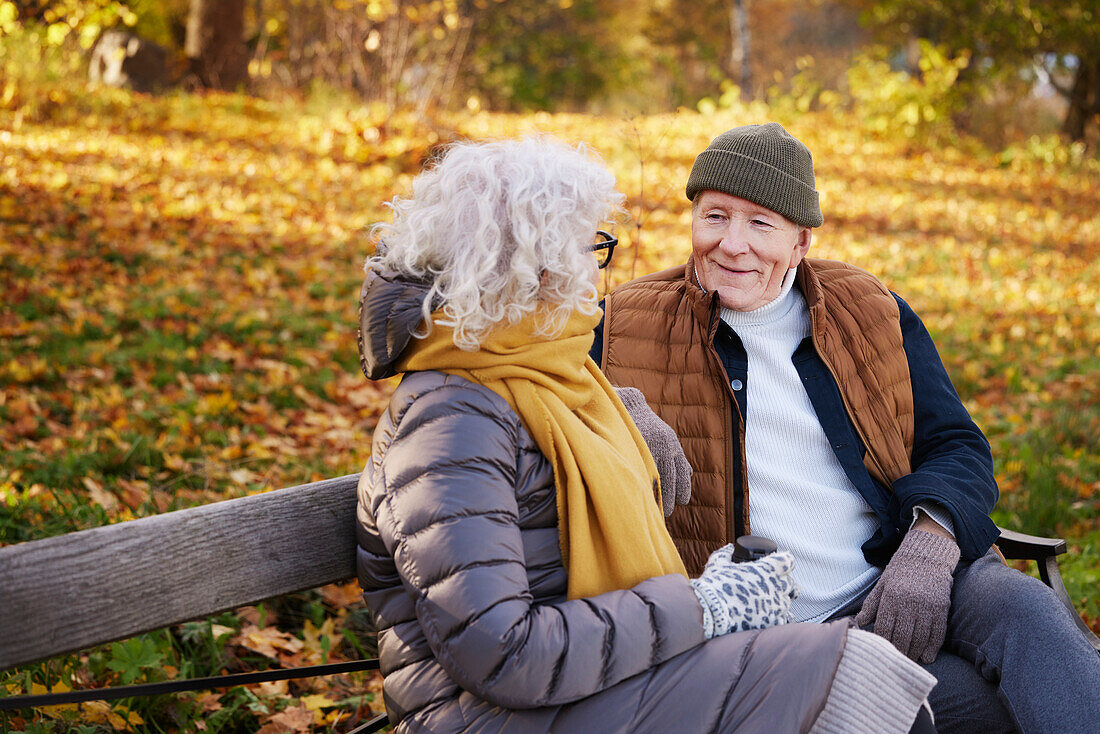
[855,525,960,664]
[613,386,692,516]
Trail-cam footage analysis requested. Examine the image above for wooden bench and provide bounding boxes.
[2,473,1097,726]
[0,474,388,732]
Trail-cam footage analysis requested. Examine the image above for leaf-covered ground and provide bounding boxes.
[1,87,1098,731]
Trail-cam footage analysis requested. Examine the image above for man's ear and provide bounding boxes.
[789,227,812,268]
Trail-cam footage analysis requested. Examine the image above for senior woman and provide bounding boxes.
[355,137,936,734]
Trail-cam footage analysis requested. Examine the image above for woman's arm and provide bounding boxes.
[367,373,704,709]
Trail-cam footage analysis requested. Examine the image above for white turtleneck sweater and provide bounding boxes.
[720,268,882,622]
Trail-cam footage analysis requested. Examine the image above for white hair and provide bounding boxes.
[365,136,624,351]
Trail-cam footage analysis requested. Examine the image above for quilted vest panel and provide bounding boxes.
[799,259,914,488]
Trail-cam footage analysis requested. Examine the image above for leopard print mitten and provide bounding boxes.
[689,546,799,639]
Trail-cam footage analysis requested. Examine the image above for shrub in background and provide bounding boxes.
[845,41,971,147]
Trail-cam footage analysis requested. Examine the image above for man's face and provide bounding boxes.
[691,190,812,312]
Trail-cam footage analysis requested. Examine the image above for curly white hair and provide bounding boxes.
[366,136,624,351]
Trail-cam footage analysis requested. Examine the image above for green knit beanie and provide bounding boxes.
[686,123,823,228]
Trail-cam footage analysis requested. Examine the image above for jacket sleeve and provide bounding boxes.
[889,294,1001,559]
[369,375,704,709]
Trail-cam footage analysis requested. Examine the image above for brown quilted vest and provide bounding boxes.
[601,257,915,574]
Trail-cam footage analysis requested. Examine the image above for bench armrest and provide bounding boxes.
[995,527,1067,561]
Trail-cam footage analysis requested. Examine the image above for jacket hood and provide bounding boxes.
[357,268,435,380]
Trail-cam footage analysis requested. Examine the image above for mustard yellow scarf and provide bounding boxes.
[397,309,686,599]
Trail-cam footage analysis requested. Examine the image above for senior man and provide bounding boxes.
[593,123,1099,733]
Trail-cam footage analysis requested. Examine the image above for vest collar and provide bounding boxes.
[795,258,824,310]
[683,253,722,333]
[795,259,829,345]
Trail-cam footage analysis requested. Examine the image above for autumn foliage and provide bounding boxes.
[1,75,1098,731]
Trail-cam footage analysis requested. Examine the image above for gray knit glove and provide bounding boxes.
[613,386,691,516]
[855,529,961,664]
[689,546,798,639]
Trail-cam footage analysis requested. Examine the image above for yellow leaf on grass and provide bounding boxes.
[254,678,290,698]
[257,703,314,733]
[320,580,364,608]
[31,682,70,695]
[229,467,259,485]
[81,700,113,723]
[299,693,336,725]
[301,617,336,663]
[300,693,336,711]
[31,682,77,716]
[79,700,141,728]
[82,477,118,512]
[233,624,304,659]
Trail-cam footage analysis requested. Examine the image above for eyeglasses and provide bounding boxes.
[587,230,617,269]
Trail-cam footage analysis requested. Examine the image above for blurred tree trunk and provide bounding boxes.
[185,0,249,90]
[729,0,752,99]
[1061,54,1099,142]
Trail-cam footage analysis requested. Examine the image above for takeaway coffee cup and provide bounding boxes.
[732,535,778,562]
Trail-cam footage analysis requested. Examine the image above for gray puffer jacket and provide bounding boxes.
[355,269,878,734]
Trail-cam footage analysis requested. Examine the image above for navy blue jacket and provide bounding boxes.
[592,293,1000,565]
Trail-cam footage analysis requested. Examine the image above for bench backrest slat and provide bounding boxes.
[0,474,361,669]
